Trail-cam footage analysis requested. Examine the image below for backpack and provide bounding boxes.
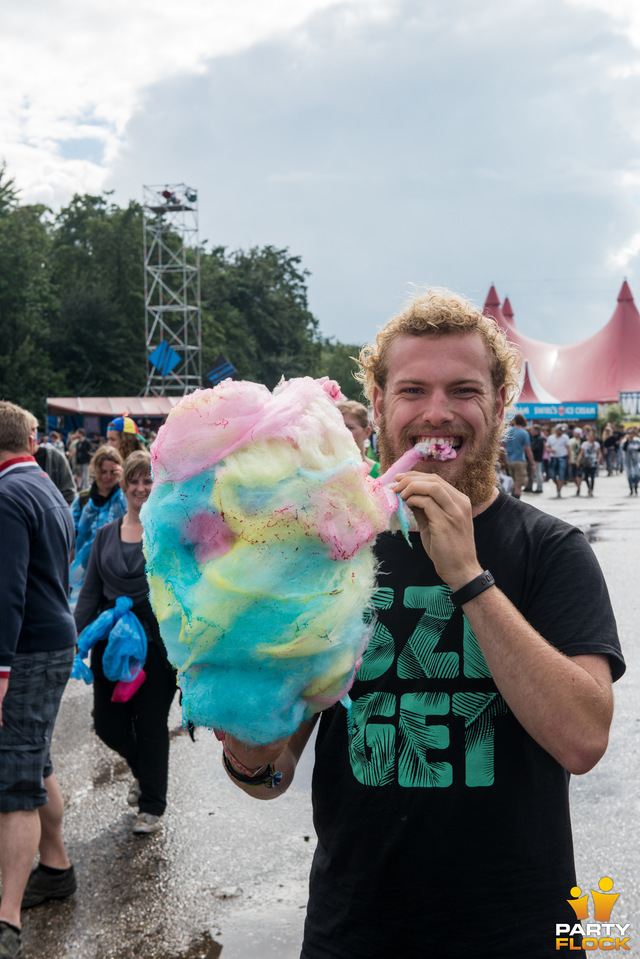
[76,439,92,464]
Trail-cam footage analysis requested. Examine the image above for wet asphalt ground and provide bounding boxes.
[11,471,640,958]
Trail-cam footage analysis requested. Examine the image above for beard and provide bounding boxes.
[376,409,502,509]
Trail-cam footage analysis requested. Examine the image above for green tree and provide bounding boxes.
[316,338,365,401]
[0,161,18,216]
[0,195,63,418]
[599,403,625,431]
[1,177,328,408]
[48,194,145,395]
[201,245,320,388]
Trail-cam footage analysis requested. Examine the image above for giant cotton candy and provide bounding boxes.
[142,376,400,745]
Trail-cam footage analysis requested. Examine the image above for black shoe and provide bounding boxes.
[21,864,77,909]
[0,923,23,959]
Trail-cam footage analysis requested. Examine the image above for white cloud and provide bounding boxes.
[5,0,640,349]
[609,231,640,270]
[1,0,378,205]
[102,0,640,345]
[569,0,640,47]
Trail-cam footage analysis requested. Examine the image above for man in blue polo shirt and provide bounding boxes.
[0,401,78,959]
[504,413,534,498]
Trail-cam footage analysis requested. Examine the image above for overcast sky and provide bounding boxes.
[4,0,640,348]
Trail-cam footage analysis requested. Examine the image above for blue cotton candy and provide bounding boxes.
[143,376,408,745]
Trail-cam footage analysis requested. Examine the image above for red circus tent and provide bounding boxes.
[501,296,516,329]
[483,281,640,403]
[515,360,559,404]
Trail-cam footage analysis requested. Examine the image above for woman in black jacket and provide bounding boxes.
[74,451,176,835]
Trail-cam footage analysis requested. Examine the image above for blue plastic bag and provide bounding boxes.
[102,612,147,683]
[71,596,147,685]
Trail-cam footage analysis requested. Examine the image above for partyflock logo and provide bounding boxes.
[556,876,631,951]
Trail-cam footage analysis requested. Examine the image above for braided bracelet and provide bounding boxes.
[222,740,265,777]
[222,751,282,788]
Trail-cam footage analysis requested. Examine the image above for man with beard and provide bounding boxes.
[220,289,624,959]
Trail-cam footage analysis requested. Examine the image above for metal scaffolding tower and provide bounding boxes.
[143,183,202,395]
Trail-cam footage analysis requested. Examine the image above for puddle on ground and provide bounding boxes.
[110,930,222,959]
[92,758,130,788]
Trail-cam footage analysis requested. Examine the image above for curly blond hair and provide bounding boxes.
[356,287,521,409]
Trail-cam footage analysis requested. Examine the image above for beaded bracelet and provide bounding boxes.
[222,751,282,788]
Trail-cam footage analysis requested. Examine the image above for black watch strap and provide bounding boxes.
[449,570,495,607]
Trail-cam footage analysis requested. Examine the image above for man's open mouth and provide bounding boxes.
[412,435,464,452]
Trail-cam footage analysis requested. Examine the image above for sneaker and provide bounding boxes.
[127,779,141,806]
[132,812,162,835]
[0,923,23,959]
[21,864,77,909]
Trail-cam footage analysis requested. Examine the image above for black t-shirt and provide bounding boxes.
[303,492,624,959]
[529,432,545,462]
[76,438,92,463]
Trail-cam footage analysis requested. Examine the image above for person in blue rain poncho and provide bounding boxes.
[70,446,126,607]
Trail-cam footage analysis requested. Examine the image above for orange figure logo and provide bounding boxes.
[592,876,619,923]
[567,876,619,922]
[567,886,589,921]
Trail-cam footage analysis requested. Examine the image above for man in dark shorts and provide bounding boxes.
[0,402,78,959]
[219,289,625,959]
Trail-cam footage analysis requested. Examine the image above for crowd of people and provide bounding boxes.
[0,405,174,959]
[0,308,631,959]
[54,417,157,494]
[499,418,640,498]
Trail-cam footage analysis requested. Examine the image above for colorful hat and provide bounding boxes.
[108,415,139,434]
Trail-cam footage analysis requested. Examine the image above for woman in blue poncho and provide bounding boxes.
[70,446,127,606]
[74,451,177,835]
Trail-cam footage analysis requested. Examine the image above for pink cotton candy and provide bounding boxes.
[142,374,412,744]
[151,381,272,483]
[378,441,457,485]
[183,511,237,563]
[421,441,457,461]
[151,377,348,485]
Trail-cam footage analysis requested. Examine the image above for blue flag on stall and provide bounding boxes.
[149,341,180,376]
[206,354,237,385]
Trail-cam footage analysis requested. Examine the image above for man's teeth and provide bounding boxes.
[416,437,461,448]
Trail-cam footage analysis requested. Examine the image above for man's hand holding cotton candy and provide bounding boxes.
[392,470,482,592]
